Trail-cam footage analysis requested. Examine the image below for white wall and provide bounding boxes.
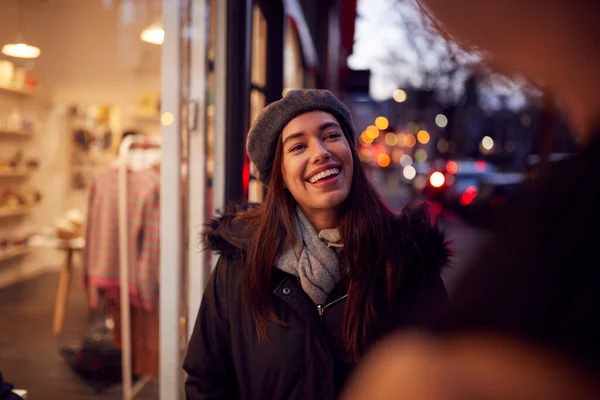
[0,0,162,285]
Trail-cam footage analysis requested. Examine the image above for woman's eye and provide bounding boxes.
[289,143,306,152]
[325,132,342,140]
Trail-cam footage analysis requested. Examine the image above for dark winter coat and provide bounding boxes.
[424,129,600,372]
[183,204,450,400]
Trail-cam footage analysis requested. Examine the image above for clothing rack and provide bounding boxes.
[118,135,161,400]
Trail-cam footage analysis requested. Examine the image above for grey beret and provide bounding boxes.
[246,89,357,185]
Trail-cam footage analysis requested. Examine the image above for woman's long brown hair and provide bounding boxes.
[242,126,396,361]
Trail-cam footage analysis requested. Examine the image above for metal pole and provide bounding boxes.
[224,0,252,204]
[187,0,209,339]
[160,0,183,399]
[211,0,228,269]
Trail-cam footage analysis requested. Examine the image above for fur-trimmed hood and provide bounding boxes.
[203,202,451,277]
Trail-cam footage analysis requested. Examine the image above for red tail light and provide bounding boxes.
[460,185,478,206]
[446,161,458,174]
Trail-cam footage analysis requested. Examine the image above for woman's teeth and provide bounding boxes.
[308,168,340,183]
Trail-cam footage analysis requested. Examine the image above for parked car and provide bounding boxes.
[418,159,526,225]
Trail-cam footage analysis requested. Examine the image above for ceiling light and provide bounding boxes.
[2,42,40,59]
[141,24,164,45]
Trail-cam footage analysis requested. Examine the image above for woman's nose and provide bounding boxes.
[310,141,331,164]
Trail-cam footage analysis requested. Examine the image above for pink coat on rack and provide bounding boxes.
[82,165,161,311]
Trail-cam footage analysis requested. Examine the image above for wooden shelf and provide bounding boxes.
[0,129,33,138]
[134,113,161,123]
[0,206,32,218]
[0,83,35,96]
[0,169,30,178]
[0,247,30,263]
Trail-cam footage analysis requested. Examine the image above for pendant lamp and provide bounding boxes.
[141,23,164,45]
[2,1,41,59]
[2,42,41,59]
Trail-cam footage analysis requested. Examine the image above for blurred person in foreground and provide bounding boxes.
[343,0,600,398]
[183,89,450,399]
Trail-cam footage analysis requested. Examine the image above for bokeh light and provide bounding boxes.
[377,153,391,168]
[403,165,416,180]
[366,125,380,139]
[375,116,390,130]
[435,114,448,128]
[393,89,407,103]
[417,130,430,144]
[384,132,398,146]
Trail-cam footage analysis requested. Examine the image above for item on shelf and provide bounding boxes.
[65,208,84,232]
[21,189,41,206]
[137,92,160,117]
[0,188,41,207]
[54,208,85,240]
[0,190,22,207]
[0,60,15,86]
[0,233,31,256]
[26,159,40,170]
[8,151,24,168]
[13,67,25,89]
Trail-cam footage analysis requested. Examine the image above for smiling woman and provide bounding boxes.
[280,111,354,230]
[183,89,451,400]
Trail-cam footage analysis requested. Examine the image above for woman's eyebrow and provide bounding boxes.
[282,132,305,146]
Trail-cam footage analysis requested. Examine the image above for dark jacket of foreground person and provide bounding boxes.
[427,128,600,372]
[183,204,450,400]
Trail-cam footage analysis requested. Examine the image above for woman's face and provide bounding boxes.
[280,111,354,225]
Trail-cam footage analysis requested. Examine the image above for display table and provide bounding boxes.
[29,235,85,336]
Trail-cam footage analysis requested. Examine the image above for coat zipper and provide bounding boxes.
[316,294,348,318]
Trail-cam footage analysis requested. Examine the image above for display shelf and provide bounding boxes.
[0,129,33,138]
[0,169,30,178]
[0,206,32,218]
[134,113,161,123]
[0,83,35,96]
[0,247,30,263]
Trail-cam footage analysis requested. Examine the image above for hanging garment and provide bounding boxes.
[82,165,161,311]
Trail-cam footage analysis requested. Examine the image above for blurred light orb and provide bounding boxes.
[404,134,417,148]
[375,116,389,130]
[435,114,448,128]
[482,136,494,150]
[446,160,458,174]
[414,175,427,190]
[366,125,380,139]
[377,153,391,168]
[161,112,174,126]
[429,171,445,188]
[415,149,427,162]
[400,154,413,167]
[393,89,407,103]
[360,131,373,144]
[384,132,398,146]
[437,139,449,153]
[403,165,416,180]
[417,130,430,144]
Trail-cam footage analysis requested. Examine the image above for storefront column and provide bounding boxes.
[225,0,252,203]
[160,0,184,399]
[186,0,210,340]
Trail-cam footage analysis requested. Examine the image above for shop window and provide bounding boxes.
[284,20,304,92]
[248,4,268,203]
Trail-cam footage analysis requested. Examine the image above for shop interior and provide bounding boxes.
[0,0,165,398]
[0,0,306,398]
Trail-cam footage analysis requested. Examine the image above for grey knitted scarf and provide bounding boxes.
[275,208,343,305]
